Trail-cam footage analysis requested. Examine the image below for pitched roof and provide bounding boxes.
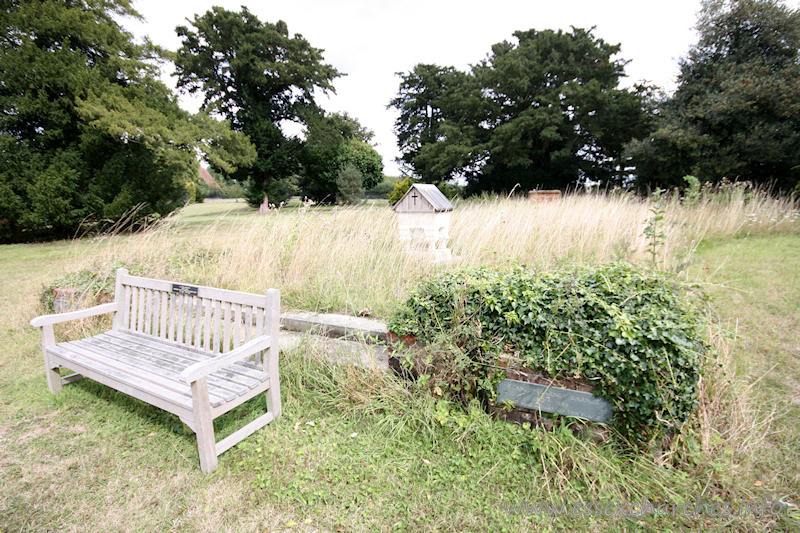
[394,183,454,212]
[199,166,220,188]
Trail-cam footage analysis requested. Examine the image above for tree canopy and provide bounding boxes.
[390,28,651,193]
[390,64,484,183]
[175,7,342,205]
[0,0,254,243]
[299,111,382,202]
[625,0,800,191]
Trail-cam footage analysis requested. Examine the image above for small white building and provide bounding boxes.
[393,184,454,262]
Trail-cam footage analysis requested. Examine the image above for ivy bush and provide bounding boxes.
[39,260,139,313]
[389,262,711,443]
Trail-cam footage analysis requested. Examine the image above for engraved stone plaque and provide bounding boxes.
[496,379,613,423]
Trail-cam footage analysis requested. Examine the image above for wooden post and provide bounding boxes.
[113,268,128,331]
[190,377,218,473]
[41,323,61,394]
[266,289,282,419]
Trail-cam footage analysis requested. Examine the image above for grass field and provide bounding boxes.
[1,192,798,531]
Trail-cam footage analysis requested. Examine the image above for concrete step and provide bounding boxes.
[280,311,388,344]
[279,330,389,371]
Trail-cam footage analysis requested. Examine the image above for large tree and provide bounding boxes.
[0,0,253,243]
[300,111,383,202]
[474,28,650,192]
[389,64,486,183]
[390,29,650,193]
[626,0,800,191]
[174,7,341,205]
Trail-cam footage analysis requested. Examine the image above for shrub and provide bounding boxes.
[184,181,197,204]
[336,162,364,204]
[387,176,415,204]
[365,175,398,199]
[389,262,711,443]
[195,182,213,203]
[216,181,246,199]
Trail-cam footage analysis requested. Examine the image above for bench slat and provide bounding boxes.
[132,286,138,330]
[194,298,203,349]
[136,287,145,333]
[165,292,173,341]
[89,335,257,396]
[203,298,212,352]
[152,291,160,337]
[159,292,168,339]
[144,289,152,335]
[74,337,241,404]
[62,339,232,405]
[106,330,268,383]
[244,305,253,343]
[255,307,265,365]
[213,300,222,353]
[185,295,194,345]
[193,296,201,348]
[177,294,186,344]
[48,344,195,414]
[233,304,242,349]
[128,286,136,330]
[96,334,265,396]
[223,302,231,353]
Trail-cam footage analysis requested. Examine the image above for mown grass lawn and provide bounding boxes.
[691,235,800,501]
[0,199,798,531]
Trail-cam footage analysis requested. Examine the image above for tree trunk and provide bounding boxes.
[257,193,270,214]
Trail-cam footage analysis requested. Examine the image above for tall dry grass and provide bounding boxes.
[13,186,796,529]
[75,187,798,316]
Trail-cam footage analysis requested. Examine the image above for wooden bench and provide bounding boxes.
[30,268,281,473]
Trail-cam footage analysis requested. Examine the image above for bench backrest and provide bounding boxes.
[113,268,278,354]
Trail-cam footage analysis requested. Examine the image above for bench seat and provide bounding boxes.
[50,330,271,412]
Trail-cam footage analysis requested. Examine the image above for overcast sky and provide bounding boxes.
[122,0,709,175]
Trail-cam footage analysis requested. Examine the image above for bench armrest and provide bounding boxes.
[30,302,119,328]
[180,335,272,383]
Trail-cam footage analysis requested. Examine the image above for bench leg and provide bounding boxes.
[267,377,281,420]
[190,377,218,473]
[41,324,62,394]
[45,365,62,394]
[266,289,282,419]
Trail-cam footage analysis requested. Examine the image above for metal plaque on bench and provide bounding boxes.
[172,283,199,296]
[496,379,613,423]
